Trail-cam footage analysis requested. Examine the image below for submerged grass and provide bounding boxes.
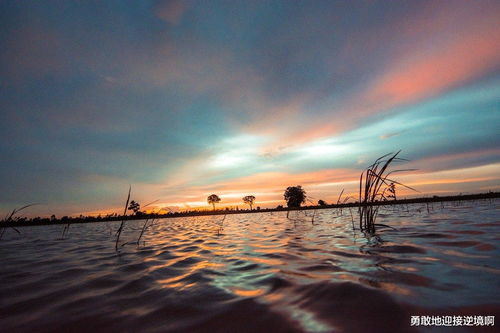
[358,151,417,234]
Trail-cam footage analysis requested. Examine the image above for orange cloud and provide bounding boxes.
[157,168,361,209]
[263,122,342,153]
[205,169,359,192]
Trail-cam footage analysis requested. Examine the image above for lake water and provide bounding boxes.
[1,200,499,332]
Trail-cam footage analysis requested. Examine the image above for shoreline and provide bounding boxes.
[2,191,499,228]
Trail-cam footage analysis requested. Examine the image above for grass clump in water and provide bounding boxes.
[358,151,417,234]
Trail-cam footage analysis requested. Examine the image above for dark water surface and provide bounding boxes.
[1,200,499,332]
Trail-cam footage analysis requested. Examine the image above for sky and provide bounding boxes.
[1,0,499,217]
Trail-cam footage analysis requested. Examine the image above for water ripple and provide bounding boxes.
[1,200,499,332]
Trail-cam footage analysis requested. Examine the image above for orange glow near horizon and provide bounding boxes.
[125,162,500,215]
[33,158,499,219]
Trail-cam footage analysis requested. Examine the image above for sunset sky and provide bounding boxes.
[1,0,499,217]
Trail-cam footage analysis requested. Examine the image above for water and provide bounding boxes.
[1,200,499,332]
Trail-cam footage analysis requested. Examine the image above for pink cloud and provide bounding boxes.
[367,33,500,108]
[355,2,500,113]
[260,2,500,147]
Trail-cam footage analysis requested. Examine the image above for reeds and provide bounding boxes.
[358,151,417,234]
[136,218,156,245]
[133,199,160,245]
[1,204,37,240]
[115,186,131,250]
[337,189,345,206]
[217,214,226,235]
[348,207,355,230]
[61,221,71,239]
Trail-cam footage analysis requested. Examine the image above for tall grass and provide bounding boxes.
[358,151,417,234]
[61,221,71,239]
[336,189,345,205]
[0,204,37,240]
[134,199,159,245]
[136,218,156,245]
[115,186,131,250]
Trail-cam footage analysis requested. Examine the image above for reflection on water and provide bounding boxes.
[1,200,499,332]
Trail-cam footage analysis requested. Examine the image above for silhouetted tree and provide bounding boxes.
[318,199,327,206]
[242,195,256,210]
[284,186,306,208]
[128,200,141,214]
[207,194,221,211]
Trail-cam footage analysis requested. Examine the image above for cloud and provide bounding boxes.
[352,2,500,110]
[247,1,500,146]
[154,0,187,25]
[404,149,500,174]
[157,156,500,211]
[366,33,500,109]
